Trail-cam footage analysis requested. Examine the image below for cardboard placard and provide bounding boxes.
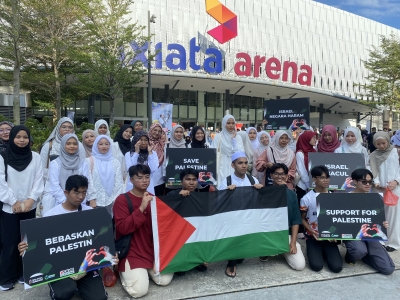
[21,208,115,289]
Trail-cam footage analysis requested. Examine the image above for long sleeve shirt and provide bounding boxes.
[113,192,153,271]
[0,152,44,213]
[86,158,124,207]
[125,152,159,194]
[295,152,309,190]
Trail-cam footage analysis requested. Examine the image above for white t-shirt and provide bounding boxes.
[218,173,259,190]
[44,203,92,217]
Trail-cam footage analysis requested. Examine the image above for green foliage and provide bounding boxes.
[110,124,120,139]
[74,122,95,141]
[24,117,53,152]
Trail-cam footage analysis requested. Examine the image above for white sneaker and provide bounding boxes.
[0,283,14,291]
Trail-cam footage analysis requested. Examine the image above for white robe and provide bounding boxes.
[373,148,400,249]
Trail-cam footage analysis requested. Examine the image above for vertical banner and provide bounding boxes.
[152,102,173,137]
[263,98,310,131]
[20,208,115,289]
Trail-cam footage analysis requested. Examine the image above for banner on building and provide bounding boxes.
[317,193,387,241]
[152,102,173,137]
[308,153,366,190]
[152,185,289,274]
[20,208,115,289]
[165,148,217,187]
[263,98,310,131]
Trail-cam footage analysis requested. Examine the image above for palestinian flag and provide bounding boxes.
[151,185,289,274]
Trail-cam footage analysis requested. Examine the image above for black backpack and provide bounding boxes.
[227,174,255,186]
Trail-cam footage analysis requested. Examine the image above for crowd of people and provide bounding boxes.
[0,116,399,299]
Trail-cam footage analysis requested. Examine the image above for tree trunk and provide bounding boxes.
[109,96,115,127]
[389,106,393,130]
[12,0,21,125]
[53,52,61,119]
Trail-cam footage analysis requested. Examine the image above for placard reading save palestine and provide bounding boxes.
[308,153,366,190]
[317,193,387,241]
[165,148,217,187]
[20,208,115,289]
[263,98,310,130]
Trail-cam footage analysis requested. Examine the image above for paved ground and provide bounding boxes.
[4,240,400,299]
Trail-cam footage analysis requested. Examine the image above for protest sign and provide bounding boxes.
[317,193,387,241]
[263,98,310,130]
[309,153,366,190]
[165,148,217,187]
[152,102,173,137]
[20,208,115,289]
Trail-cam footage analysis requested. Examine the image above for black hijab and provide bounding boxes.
[131,131,150,164]
[190,126,206,148]
[3,125,33,172]
[113,124,133,155]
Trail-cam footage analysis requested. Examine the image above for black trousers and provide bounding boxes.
[0,209,36,285]
[154,183,166,196]
[306,238,342,273]
[295,186,307,233]
[49,270,108,300]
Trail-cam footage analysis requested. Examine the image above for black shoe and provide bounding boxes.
[386,246,396,252]
[194,264,207,272]
[174,271,186,276]
[259,256,269,262]
[18,277,24,284]
[0,283,14,291]
[344,250,355,265]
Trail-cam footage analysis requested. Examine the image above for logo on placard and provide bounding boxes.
[60,268,75,277]
[205,0,238,44]
[28,273,44,285]
[342,234,353,238]
[331,234,339,238]
[45,274,55,280]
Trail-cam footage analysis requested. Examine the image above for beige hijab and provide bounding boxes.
[369,132,394,177]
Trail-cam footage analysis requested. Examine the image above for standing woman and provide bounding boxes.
[0,126,44,290]
[94,119,110,137]
[82,129,97,158]
[370,132,400,252]
[168,125,186,148]
[125,131,158,194]
[189,126,210,148]
[86,135,123,216]
[0,121,14,153]
[252,131,271,183]
[317,125,340,153]
[334,127,369,167]
[295,131,317,200]
[211,115,244,185]
[40,117,85,182]
[148,123,166,196]
[237,131,254,175]
[112,125,133,183]
[131,120,143,135]
[43,134,89,213]
[256,130,296,189]
[246,127,259,152]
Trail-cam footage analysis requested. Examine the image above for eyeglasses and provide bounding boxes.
[0,129,11,133]
[132,176,151,181]
[316,176,330,181]
[357,180,374,186]
[60,126,73,130]
[72,191,87,197]
[272,172,286,177]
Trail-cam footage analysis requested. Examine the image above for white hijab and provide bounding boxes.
[219,114,239,156]
[95,119,111,137]
[340,127,363,153]
[246,127,259,150]
[267,130,295,166]
[91,135,114,197]
[44,117,74,156]
[237,131,254,162]
[256,131,271,156]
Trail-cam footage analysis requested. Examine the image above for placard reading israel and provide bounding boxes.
[309,153,366,190]
[20,208,115,289]
[317,193,387,241]
[263,98,310,130]
[165,148,217,187]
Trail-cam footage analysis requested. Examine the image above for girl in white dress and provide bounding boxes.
[246,127,259,152]
[252,131,271,183]
[370,132,400,252]
[334,127,369,167]
[94,119,111,137]
[87,135,123,217]
[211,114,244,186]
[82,129,97,158]
[112,124,133,182]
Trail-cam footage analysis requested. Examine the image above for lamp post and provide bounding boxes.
[147,11,156,129]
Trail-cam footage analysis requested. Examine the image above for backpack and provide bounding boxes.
[227,174,255,186]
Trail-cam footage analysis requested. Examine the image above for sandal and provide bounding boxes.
[225,264,236,278]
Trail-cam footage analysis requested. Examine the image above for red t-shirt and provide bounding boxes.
[113,192,153,271]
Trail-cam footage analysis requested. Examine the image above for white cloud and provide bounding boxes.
[338,0,400,18]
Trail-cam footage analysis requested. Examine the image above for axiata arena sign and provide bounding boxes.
[135,37,312,86]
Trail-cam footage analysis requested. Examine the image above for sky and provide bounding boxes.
[314,0,400,29]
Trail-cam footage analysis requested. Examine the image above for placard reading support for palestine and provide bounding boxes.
[20,208,115,289]
[317,193,387,241]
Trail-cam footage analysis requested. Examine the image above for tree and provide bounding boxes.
[0,0,24,124]
[73,0,149,126]
[361,34,400,129]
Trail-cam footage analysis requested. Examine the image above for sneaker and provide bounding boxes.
[344,250,355,265]
[259,256,269,262]
[174,271,186,277]
[0,283,14,291]
[18,277,24,284]
[386,246,396,252]
[194,264,207,272]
